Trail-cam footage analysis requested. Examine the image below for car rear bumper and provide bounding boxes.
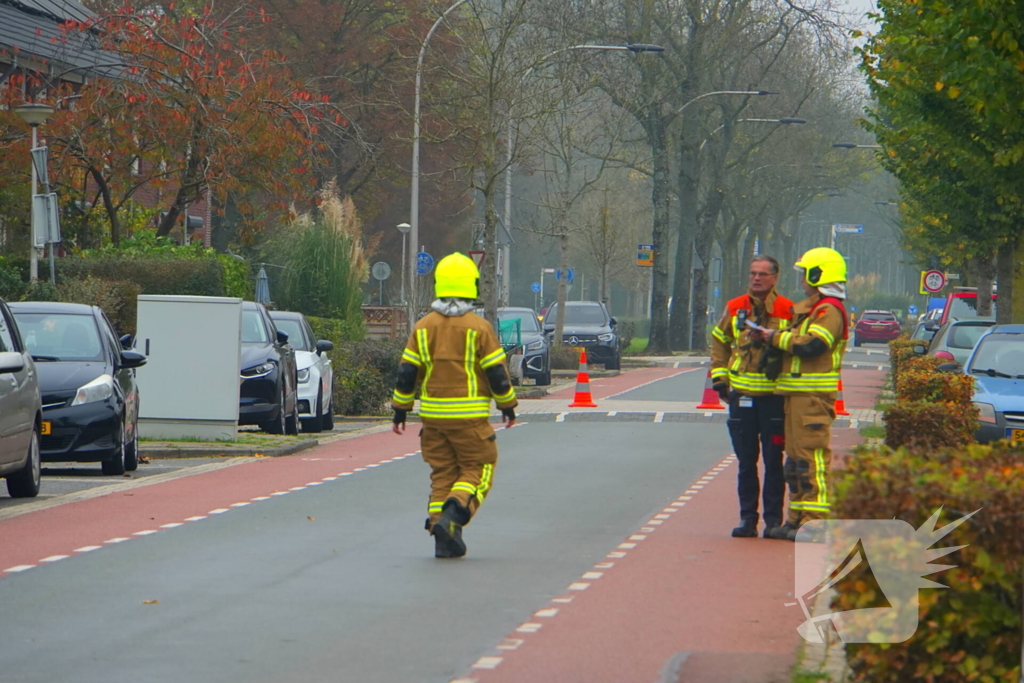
[40,401,120,462]
[855,328,901,342]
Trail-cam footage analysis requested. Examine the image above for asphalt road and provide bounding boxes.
[0,400,731,683]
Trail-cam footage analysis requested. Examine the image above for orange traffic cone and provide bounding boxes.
[834,377,850,416]
[568,349,598,408]
[696,369,725,410]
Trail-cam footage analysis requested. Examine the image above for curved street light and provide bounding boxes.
[833,142,882,149]
[700,116,806,150]
[676,90,776,115]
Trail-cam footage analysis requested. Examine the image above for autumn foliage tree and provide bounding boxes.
[2,3,322,246]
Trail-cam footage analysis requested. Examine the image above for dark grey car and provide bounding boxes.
[543,302,621,370]
[498,307,550,386]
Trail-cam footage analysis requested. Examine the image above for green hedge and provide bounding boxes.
[60,256,230,297]
[331,339,404,416]
[833,442,1023,682]
[307,315,365,346]
[56,277,143,335]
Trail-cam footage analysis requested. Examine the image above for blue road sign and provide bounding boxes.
[908,304,919,315]
[850,305,858,313]
[530,282,541,293]
[555,267,575,284]
[416,251,435,275]
[713,286,720,298]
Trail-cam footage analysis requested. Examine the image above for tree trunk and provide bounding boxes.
[90,168,121,247]
[997,238,1016,324]
[669,112,700,351]
[553,231,570,346]
[691,187,726,351]
[644,104,672,354]
[971,254,995,317]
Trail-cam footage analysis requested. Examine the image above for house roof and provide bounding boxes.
[0,0,117,79]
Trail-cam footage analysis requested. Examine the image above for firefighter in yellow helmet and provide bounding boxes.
[749,247,848,541]
[392,252,517,558]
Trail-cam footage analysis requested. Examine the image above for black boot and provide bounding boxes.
[731,519,758,538]
[762,523,782,539]
[767,522,799,541]
[432,499,469,558]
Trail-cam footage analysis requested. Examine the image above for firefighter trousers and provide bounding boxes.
[782,394,835,526]
[421,418,498,526]
[726,393,785,526]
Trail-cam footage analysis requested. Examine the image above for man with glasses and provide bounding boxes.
[710,256,794,538]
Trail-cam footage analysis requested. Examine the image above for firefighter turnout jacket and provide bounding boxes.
[392,309,518,421]
[711,288,795,395]
[768,293,847,396]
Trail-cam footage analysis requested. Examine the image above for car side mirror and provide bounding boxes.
[912,344,927,355]
[609,317,618,326]
[119,349,147,370]
[120,334,134,350]
[277,329,289,345]
[316,339,334,354]
[0,351,25,375]
[924,320,939,331]
[936,362,960,373]
[544,324,554,333]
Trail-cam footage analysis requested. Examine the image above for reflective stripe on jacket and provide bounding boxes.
[392,311,517,419]
[710,289,794,396]
[771,294,847,395]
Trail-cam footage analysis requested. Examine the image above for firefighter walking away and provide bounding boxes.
[392,252,518,558]
[749,247,848,542]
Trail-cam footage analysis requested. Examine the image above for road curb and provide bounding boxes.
[140,439,320,459]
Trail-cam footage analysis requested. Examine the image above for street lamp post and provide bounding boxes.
[832,142,882,149]
[14,103,55,283]
[503,43,664,308]
[396,222,410,304]
[699,116,806,150]
[409,0,471,329]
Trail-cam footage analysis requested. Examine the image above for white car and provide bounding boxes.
[269,311,335,433]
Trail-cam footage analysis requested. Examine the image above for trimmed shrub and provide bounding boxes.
[895,367,975,404]
[832,442,1023,682]
[55,277,143,335]
[889,337,921,379]
[60,256,227,297]
[331,338,404,416]
[616,319,636,354]
[883,401,978,450]
[901,354,942,375]
[307,315,366,345]
[550,345,582,370]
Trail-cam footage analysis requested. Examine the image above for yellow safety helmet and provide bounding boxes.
[794,247,847,286]
[434,252,480,299]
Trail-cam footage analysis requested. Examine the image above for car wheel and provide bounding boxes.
[263,389,287,435]
[7,426,41,498]
[102,420,127,475]
[124,419,139,472]
[537,369,552,386]
[285,397,299,436]
[605,354,621,371]
[302,389,324,433]
[322,393,335,431]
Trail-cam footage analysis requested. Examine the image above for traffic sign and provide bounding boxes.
[637,244,654,267]
[371,262,391,281]
[908,304,919,315]
[920,269,946,294]
[530,282,541,293]
[713,286,720,298]
[555,267,575,284]
[833,224,864,233]
[850,305,858,313]
[416,251,435,275]
[468,250,485,269]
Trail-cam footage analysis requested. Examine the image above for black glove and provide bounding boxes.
[501,407,516,422]
[712,382,730,402]
[393,408,407,426]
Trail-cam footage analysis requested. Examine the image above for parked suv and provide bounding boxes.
[852,310,902,346]
[543,301,621,370]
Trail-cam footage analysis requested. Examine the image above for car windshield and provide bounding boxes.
[14,312,104,362]
[968,334,1024,377]
[272,319,308,350]
[950,295,996,319]
[242,310,270,343]
[861,313,894,322]
[498,310,540,332]
[946,323,995,350]
[550,305,608,325]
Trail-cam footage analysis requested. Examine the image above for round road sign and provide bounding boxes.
[908,304,919,315]
[530,282,541,293]
[371,262,391,281]
[923,269,946,293]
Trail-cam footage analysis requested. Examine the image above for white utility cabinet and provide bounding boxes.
[135,295,242,441]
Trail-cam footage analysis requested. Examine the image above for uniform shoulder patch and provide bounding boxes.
[816,308,829,318]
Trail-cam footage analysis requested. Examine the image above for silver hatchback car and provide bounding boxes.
[0,300,43,498]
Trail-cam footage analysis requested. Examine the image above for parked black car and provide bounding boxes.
[10,302,146,475]
[543,301,621,370]
[498,306,550,385]
[240,301,299,435]
[0,299,43,497]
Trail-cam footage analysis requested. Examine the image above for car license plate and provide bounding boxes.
[870,325,885,329]
[1006,428,1024,441]
[41,421,51,436]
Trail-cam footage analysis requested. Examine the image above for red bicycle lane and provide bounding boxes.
[460,452,806,683]
[546,365,706,401]
[0,428,422,576]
